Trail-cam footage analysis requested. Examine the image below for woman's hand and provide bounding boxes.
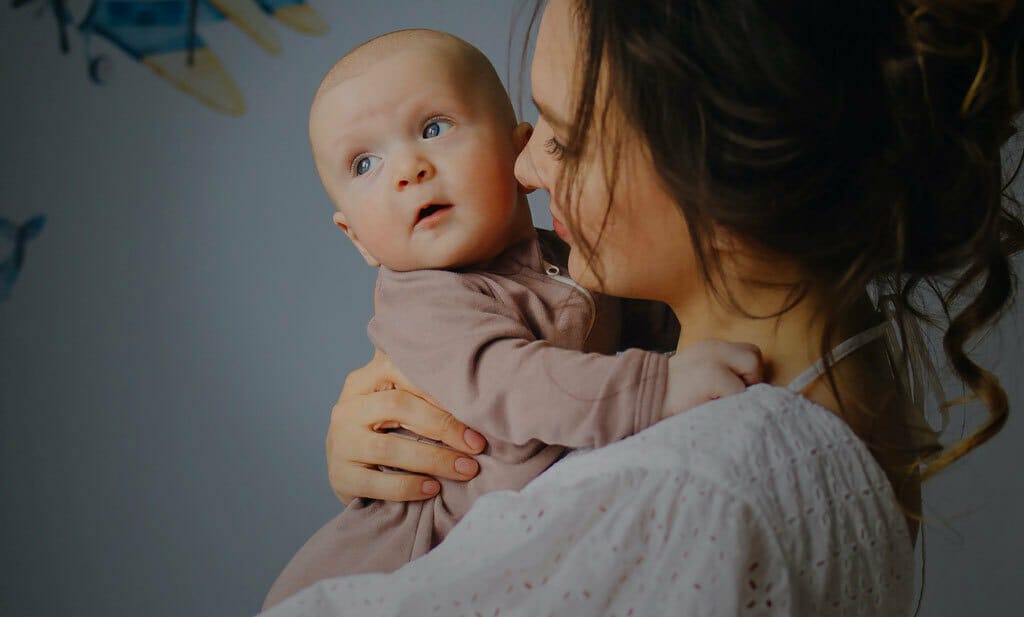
[326,349,488,505]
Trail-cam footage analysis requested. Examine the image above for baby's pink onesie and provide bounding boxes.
[263,230,669,608]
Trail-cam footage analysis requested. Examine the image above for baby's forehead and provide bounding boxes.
[309,30,514,144]
[323,33,480,97]
[320,50,478,121]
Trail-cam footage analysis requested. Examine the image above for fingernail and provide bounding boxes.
[422,480,440,495]
[455,457,478,475]
[464,428,485,450]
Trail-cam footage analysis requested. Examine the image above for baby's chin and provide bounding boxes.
[384,212,534,271]
[405,242,508,272]
[382,248,475,272]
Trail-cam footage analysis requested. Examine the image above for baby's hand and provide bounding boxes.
[661,340,764,421]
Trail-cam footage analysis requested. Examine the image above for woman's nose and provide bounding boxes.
[514,146,539,192]
[394,156,435,190]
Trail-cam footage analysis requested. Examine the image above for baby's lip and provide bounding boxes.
[413,202,453,228]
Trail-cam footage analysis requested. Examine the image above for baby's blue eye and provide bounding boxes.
[422,119,453,139]
[353,155,381,176]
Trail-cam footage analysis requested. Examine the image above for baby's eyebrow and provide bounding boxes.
[328,125,370,155]
[531,95,569,132]
[330,132,355,152]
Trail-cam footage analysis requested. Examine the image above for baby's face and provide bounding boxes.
[311,46,528,271]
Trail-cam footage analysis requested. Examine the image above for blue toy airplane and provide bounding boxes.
[13,0,328,115]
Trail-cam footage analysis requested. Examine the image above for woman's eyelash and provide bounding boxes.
[544,137,566,160]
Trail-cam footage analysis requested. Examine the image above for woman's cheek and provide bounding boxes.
[567,246,613,294]
[566,247,594,288]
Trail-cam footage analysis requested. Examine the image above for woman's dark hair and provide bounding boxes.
[522,0,1023,606]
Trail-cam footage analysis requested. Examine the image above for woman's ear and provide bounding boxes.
[332,211,381,268]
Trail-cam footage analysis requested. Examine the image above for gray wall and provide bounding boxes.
[1,2,1020,616]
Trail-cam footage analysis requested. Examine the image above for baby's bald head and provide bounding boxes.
[311,29,515,128]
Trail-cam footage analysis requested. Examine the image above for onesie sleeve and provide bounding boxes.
[368,267,668,448]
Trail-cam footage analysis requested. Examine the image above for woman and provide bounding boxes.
[265,0,1023,614]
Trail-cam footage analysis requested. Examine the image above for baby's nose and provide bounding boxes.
[396,158,435,189]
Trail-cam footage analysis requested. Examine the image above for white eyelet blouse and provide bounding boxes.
[260,382,914,617]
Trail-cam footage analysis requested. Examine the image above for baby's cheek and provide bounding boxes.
[475,157,519,205]
[364,226,402,263]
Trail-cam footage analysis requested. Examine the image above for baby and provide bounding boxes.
[263,29,762,609]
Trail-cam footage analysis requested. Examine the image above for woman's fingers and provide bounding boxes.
[326,403,446,504]
[338,351,487,455]
[352,430,481,482]
[326,373,486,503]
[354,388,486,456]
[332,463,442,504]
[326,350,487,504]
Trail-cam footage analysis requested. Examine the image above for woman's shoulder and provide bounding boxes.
[668,384,884,487]
[672,384,914,543]
[556,384,879,481]
[546,383,914,553]
[532,384,915,613]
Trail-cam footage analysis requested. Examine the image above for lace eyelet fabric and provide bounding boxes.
[262,384,913,617]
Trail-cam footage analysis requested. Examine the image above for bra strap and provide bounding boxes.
[786,322,892,393]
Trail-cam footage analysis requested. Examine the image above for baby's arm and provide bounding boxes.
[370,268,660,448]
[371,268,761,449]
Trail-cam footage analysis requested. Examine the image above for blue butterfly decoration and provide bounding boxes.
[0,215,47,302]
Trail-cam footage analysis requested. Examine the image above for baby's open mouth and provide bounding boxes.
[416,203,452,224]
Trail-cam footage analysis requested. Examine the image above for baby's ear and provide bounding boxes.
[512,121,533,153]
[332,211,381,268]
